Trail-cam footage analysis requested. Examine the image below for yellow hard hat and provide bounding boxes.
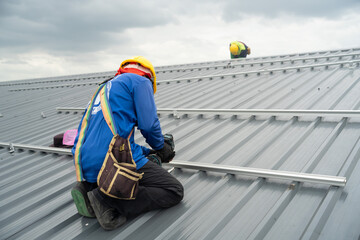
[230,43,239,55]
[120,56,157,93]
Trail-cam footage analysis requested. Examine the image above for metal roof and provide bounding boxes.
[1,47,360,239]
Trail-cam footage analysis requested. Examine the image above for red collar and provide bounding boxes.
[115,67,152,80]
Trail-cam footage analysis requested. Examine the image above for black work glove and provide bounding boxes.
[156,133,175,163]
[156,142,175,163]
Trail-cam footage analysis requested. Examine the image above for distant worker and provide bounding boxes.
[229,41,251,59]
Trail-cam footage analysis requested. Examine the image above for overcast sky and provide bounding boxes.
[1,0,360,82]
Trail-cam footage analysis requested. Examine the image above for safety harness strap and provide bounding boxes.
[74,84,104,181]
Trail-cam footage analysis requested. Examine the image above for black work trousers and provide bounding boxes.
[93,161,184,218]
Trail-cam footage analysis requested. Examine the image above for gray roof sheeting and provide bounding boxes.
[1,47,360,239]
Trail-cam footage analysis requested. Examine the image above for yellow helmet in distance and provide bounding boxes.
[229,43,239,55]
[120,56,157,93]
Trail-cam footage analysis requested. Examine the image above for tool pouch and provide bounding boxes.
[97,134,143,200]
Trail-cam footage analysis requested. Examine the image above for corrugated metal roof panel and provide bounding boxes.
[1,47,360,239]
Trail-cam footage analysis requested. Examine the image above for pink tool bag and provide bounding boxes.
[63,129,78,146]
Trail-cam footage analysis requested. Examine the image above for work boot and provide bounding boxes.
[87,191,127,231]
[71,182,96,218]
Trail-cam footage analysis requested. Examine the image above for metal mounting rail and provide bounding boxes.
[157,52,360,72]
[56,107,360,118]
[56,107,85,112]
[8,81,101,92]
[0,142,346,187]
[0,142,72,155]
[157,108,360,118]
[165,161,346,187]
[157,59,360,84]
[0,71,115,87]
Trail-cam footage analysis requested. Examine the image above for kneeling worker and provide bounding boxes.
[230,41,251,59]
[70,56,184,230]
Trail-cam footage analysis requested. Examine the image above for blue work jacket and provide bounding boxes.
[72,73,164,182]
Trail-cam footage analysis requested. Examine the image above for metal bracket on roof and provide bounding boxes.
[347,61,357,70]
[9,143,15,154]
[173,110,180,119]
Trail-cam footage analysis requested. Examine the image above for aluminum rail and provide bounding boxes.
[0,71,115,87]
[157,52,360,72]
[157,59,360,84]
[165,161,346,187]
[0,142,72,155]
[56,107,85,112]
[8,81,102,92]
[55,107,360,118]
[8,59,360,91]
[0,142,346,187]
[157,108,360,118]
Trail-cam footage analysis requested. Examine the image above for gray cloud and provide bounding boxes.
[1,0,359,82]
[1,0,359,54]
[0,0,174,54]
[222,0,360,21]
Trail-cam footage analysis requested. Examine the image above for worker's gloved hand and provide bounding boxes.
[156,133,175,163]
[156,143,175,163]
